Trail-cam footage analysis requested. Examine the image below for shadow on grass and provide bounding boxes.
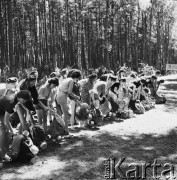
[46,129,177,179]
[2,129,177,180]
[162,84,177,92]
[163,98,177,113]
[162,79,177,82]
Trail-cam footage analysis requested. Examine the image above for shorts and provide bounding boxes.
[34,99,48,110]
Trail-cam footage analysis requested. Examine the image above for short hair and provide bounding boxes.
[133,80,141,88]
[99,75,107,82]
[28,71,38,78]
[28,77,37,81]
[151,75,157,80]
[118,69,126,74]
[130,73,136,79]
[110,82,120,93]
[16,90,32,101]
[28,71,38,81]
[88,73,97,80]
[61,68,67,75]
[67,69,75,77]
[140,78,147,84]
[159,79,165,83]
[48,77,59,86]
[144,88,150,94]
[109,75,117,81]
[71,70,81,79]
[156,70,161,75]
[50,72,58,78]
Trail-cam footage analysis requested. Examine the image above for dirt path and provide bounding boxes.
[1,75,177,180]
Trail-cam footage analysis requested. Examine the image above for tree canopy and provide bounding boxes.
[0,0,177,75]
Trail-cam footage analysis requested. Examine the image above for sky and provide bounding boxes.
[139,0,151,10]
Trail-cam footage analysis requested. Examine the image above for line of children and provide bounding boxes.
[0,66,166,169]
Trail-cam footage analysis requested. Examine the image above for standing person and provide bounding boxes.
[67,69,81,131]
[69,80,80,131]
[56,70,81,137]
[38,77,59,132]
[17,70,49,125]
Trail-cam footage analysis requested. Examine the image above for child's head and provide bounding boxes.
[6,77,18,89]
[75,103,89,121]
[110,82,120,94]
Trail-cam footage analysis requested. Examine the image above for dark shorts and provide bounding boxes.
[35,99,48,110]
[24,100,35,112]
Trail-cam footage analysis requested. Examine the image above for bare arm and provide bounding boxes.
[16,79,25,90]
[15,103,28,133]
[38,86,46,99]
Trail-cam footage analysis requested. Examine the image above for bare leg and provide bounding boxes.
[69,100,76,129]
[60,102,70,133]
[56,103,63,116]
[16,105,27,133]
[42,110,48,133]
[0,116,9,160]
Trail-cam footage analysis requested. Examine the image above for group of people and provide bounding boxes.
[0,65,166,167]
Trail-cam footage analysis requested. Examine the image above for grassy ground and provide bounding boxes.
[0,75,177,180]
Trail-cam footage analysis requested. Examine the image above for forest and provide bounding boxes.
[0,0,177,75]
